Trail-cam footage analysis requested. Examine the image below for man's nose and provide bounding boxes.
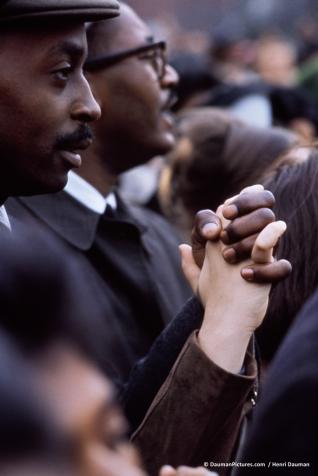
[71,75,101,123]
[161,64,179,89]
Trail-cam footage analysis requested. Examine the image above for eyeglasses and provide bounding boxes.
[85,40,167,80]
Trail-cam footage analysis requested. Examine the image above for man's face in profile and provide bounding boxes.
[0,23,101,199]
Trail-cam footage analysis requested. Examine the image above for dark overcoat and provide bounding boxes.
[7,191,191,380]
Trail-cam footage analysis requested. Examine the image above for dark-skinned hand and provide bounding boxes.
[191,185,292,284]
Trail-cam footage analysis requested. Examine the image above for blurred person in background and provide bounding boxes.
[0,322,219,476]
[255,145,318,367]
[269,85,318,141]
[177,81,318,141]
[0,230,149,476]
[235,147,318,474]
[0,330,74,476]
[298,27,318,117]
[208,28,258,85]
[169,53,220,112]
[253,34,298,86]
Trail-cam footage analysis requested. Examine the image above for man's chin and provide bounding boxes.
[17,175,69,197]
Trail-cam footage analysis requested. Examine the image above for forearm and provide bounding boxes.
[132,333,257,476]
[198,303,253,374]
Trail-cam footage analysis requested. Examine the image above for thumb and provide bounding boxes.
[159,466,176,476]
[179,244,200,293]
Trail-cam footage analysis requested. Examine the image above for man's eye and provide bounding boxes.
[53,66,73,82]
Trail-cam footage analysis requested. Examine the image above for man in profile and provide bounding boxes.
[0,0,119,230]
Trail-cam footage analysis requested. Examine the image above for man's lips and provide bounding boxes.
[160,110,174,129]
[58,138,93,169]
[161,92,178,111]
[160,93,177,130]
[59,150,82,168]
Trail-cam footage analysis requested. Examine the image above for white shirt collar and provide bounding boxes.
[0,206,11,230]
[64,171,117,215]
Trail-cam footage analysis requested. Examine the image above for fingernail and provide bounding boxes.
[223,204,238,219]
[241,268,254,281]
[202,222,219,236]
[160,465,175,475]
[223,248,236,263]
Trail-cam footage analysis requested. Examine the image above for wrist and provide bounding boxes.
[202,301,256,337]
[198,309,253,373]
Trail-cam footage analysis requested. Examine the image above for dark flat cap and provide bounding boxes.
[0,0,120,25]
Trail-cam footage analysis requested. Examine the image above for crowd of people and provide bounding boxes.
[0,0,317,475]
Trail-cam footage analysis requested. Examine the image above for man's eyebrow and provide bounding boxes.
[48,41,86,59]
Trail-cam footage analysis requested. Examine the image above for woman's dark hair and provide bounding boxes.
[257,149,318,362]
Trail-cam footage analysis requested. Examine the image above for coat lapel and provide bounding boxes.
[9,192,100,250]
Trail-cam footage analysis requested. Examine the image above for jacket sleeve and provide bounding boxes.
[132,332,257,476]
[121,297,204,430]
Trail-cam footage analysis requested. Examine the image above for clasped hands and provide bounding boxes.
[179,185,291,374]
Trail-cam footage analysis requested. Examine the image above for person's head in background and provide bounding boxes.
[0,329,74,476]
[170,53,220,111]
[255,145,318,369]
[159,107,297,238]
[194,81,318,142]
[208,20,257,84]
[268,85,318,142]
[81,2,179,196]
[0,0,120,204]
[0,231,145,476]
[253,34,297,86]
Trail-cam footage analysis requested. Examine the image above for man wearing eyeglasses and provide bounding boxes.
[84,10,177,175]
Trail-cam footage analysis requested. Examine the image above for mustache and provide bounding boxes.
[55,125,94,150]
